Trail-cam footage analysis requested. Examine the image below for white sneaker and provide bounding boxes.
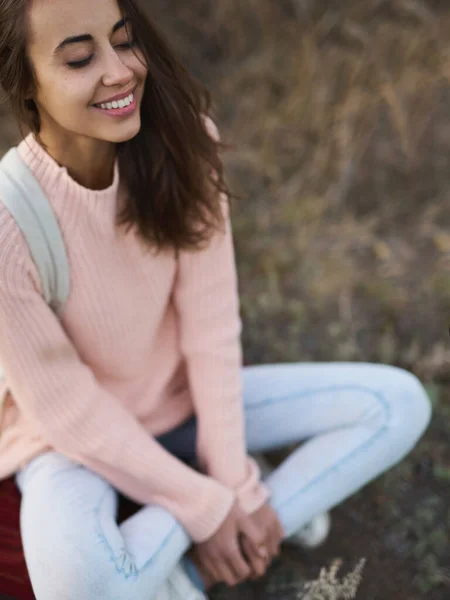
[253,453,332,550]
[154,562,207,600]
[288,511,331,549]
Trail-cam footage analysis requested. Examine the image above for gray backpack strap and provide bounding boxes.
[0,148,70,314]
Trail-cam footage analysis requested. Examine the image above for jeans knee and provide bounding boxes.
[34,553,144,600]
[381,365,432,454]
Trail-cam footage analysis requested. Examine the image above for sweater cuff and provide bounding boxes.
[235,457,271,514]
[183,479,236,543]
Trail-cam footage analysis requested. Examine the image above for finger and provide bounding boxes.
[200,557,220,587]
[278,520,286,542]
[240,534,268,564]
[241,529,269,563]
[208,541,246,587]
[267,514,284,556]
[211,555,237,588]
[267,517,282,555]
[268,526,280,558]
[238,515,267,552]
[193,552,221,587]
[241,537,269,580]
[274,519,285,554]
[226,539,252,585]
[242,535,270,573]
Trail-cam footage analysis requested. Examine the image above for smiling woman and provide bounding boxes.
[0,1,433,600]
[1,0,228,242]
[27,5,148,188]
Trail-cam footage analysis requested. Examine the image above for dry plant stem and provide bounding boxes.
[299,559,366,600]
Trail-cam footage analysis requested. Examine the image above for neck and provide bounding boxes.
[38,129,116,191]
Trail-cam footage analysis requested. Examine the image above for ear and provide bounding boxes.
[24,81,38,110]
[25,98,37,112]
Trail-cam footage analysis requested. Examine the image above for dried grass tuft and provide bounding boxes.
[300,558,366,600]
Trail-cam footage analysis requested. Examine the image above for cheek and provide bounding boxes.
[39,74,97,113]
[128,51,148,82]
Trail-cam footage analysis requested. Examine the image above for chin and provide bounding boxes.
[103,118,142,144]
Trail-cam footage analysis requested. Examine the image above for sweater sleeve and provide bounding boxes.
[173,186,270,515]
[0,207,235,542]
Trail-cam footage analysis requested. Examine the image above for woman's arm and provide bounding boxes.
[0,207,234,543]
[173,153,270,514]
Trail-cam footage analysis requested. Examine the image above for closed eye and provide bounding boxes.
[117,40,136,49]
[66,41,136,69]
[67,55,93,69]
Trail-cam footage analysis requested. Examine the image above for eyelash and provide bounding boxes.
[67,40,136,70]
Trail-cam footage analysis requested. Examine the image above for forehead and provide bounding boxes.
[28,0,124,49]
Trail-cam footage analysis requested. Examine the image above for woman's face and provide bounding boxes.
[27,0,148,145]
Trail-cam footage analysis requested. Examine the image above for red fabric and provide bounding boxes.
[0,477,140,600]
[0,477,33,600]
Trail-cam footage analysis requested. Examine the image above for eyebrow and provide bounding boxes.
[54,17,130,53]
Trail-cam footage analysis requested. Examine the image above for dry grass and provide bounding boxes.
[149,0,450,380]
[300,559,366,599]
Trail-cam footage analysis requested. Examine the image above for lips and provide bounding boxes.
[92,85,137,108]
[94,91,134,111]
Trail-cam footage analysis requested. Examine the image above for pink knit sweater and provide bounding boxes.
[0,134,269,542]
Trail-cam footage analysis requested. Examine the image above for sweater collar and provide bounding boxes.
[17,134,120,204]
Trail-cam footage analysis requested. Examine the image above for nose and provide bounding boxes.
[101,47,133,88]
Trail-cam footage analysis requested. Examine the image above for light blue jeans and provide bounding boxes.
[16,362,431,600]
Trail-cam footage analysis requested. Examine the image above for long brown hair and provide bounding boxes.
[0,0,230,251]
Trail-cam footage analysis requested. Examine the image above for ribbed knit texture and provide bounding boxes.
[0,133,269,542]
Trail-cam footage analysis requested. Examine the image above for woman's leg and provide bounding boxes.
[242,362,431,538]
[16,452,201,600]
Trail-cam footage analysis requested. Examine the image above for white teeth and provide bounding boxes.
[97,92,134,110]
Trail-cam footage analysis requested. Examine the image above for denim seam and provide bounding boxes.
[250,384,391,511]
[246,383,388,410]
[94,488,181,580]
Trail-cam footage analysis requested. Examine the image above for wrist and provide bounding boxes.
[183,476,236,542]
[235,457,271,514]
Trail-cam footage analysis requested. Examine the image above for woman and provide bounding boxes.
[0,0,431,599]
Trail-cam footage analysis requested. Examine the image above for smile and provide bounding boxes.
[94,91,135,111]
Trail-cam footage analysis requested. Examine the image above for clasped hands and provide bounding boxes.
[189,500,284,589]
